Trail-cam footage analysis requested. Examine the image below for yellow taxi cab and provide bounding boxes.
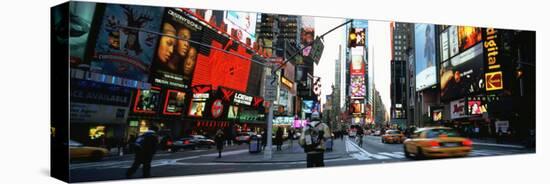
[381,130,406,144]
[69,140,109,161]
[403,127,472,159]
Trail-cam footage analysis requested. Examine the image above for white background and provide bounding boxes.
[0,0,547,183]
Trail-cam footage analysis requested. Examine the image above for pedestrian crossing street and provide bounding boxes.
[344,136,526,161]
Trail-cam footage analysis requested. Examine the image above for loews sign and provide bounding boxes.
[233,93,253,106]
[484,28,503,91]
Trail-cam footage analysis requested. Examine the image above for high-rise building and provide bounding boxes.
[390,22,413,128]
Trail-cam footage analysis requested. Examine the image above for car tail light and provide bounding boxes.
[462,139,473,146]
[184,140,190,144]
[429,141,440,147]
[167,141,173,146]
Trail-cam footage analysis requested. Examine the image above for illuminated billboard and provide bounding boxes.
[163,89,186,115]
[91,4,163,82]
[225,11,257,44]
[440,43,485,101]
[415,24,437,91]
[149,8,203,89]
[458,26,482,53]
[300,16,315,57]
[351,75,366,98]
[133,87,161,113]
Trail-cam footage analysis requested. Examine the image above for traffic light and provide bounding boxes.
[348,28,357,48]
[516,66,524,78]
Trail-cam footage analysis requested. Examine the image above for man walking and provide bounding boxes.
[126,126,159,178]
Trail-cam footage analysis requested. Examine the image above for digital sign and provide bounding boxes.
[415,24,437,91]
[225,11,257,45]
[484,28,503,91]
[227,105,239,119]
[188,93,209,117]
[351,75,366,98]
[458,26,482,53]
[440,43,485,101]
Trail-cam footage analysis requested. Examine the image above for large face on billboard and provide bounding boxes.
[415,24,437,91]
[150,8,203,89]
[440,43,485,101]
[91,4,163,82]
[66,1,96,67]
[188,93,209,117]
[458,26,482,52]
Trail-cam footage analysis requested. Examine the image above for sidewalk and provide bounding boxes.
[471,137,526,149]
[214,139,347,163]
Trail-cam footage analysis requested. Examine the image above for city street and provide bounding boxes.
[70,136,534,182]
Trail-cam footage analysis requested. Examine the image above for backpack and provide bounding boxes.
[300,122,325,153]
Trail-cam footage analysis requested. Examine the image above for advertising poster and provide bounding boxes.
[302,100,314,113]
[150,8,203,89]
[431,106,444,121]
[70,103,129,124]
[91,4,163,82]
[351,55,365,75]
[351,100,364,114]
[440,43,485,101]
[192,28,252,92]
[68,1,96,67]
[458,26,482,52]
[449,26,459,57]
[440,29,449,62]
[227,105,239,119]
[349,28,366,48]
[188,9,225,29]
[188,93,209,117]
[133,87,161,113]
[467,96,487,115]
[70,79,132,107]
[163,90,186,115]
[300,16,315,56]
[415,24,437,91]
[210,99,224,119]
[225,11,257,44]
[351,75,366,98]
[450,98,467,119]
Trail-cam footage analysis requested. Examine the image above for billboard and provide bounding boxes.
[440,29,449,62]
[227,105,239,119]
[225,11,257,44]
[300,16,315,56]
[349,28,366,48]
[449,26,460,58]
[458,26,482,53]
[163,89,187,115]
[351,75,366,98]
[150,8,203,89]
[68,1,96,67]
[450,98,467,119]
[351,100,364,114]
[440,43,485,101]
[192,28,252,92]
[188,93,209,117]
[302,100,314,114]
[415,24,437,91]
[467,96,487,115]
[351,55,365,75]
[91,4,163,82]
[133,87,161,113]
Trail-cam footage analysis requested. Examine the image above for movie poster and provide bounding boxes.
[458,26,482,52]
[91,4,163,81]
[68,1,96,67]
[150,8,204,89]
[188,93,209,117]
[163,90,186,115]
[134,87,161,113]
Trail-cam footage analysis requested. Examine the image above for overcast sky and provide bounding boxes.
[314,18,391,114]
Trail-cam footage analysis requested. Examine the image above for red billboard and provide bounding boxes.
[192,38,252,92]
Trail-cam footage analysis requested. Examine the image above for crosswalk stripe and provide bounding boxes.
[378,152,405,159]
[369,154,391,159]
[393,152,404,155]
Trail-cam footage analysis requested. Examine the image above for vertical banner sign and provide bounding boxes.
[484,28,503,92]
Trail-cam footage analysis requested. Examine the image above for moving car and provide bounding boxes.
[403,127,473,159]
[171,137,197,152]
[382,130,406,144]
[189,135,215,148]
[373,130,383,136]
[235,132,253,144]
[69,140,109,161]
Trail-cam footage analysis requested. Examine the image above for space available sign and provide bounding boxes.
[233,93,253,106]
[70,103,129,124]
[70,79,132,107]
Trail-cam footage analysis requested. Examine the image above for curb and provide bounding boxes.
[212,154,345,163]
[473,142,525,149]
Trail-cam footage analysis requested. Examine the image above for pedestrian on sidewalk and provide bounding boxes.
[215,129,225,158]
[126,126,159,178]
[261,129,267,150]
[275,127,283,151]
[299,112,331,168]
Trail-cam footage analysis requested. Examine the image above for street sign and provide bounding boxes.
[309,37,325,65]
[264,74,278,101]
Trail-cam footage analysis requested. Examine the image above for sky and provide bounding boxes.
[314,18,391,115]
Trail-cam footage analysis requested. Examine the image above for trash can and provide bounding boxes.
[249,135,261,153]
[325,138,333,152]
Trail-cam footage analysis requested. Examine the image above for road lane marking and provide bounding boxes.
[377,152,405,159]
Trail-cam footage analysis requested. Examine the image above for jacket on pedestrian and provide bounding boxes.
[299,121,331,154]
[215,132,225,150]
[134,130,158,160]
